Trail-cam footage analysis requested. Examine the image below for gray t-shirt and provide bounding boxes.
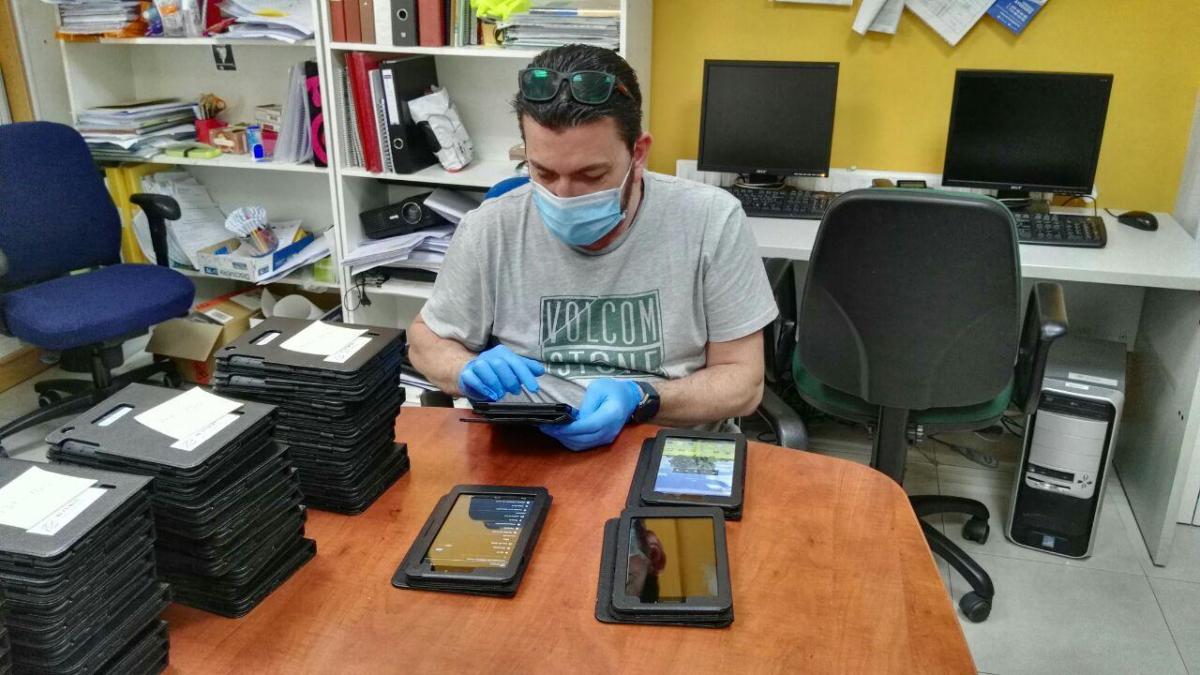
[420,170,779,408]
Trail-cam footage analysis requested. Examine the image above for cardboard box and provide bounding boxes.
[0,343,51,394]
[195,232,315,283]
[146,286,340,383]
[146,287,263,384]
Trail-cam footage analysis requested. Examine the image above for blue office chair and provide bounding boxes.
[484,175,529,200]
[0,122,195,451]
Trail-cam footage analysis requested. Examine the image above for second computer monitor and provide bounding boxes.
[941,70,1113,196]
[697,60,839,181]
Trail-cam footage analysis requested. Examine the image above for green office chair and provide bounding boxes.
[760,188,1068,622]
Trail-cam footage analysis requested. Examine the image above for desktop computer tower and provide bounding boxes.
[1007,336,1126,559]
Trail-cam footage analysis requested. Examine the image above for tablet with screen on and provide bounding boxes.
[392,485,551,596]
[638,429,746,516]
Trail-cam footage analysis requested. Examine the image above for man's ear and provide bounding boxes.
[632,132,653,176]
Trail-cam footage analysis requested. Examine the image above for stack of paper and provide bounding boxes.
[44,0,140,35]
[133,171,229,269]
[220,0,314,42]
[341,225,455,276]
[254,233,332,285]
[76,99,196,162]
[424,188,482,225]
[498,10,620,50]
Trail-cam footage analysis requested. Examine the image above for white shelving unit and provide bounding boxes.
[56,18,344,300]
[321,0,653,328]
[49,0,653,326]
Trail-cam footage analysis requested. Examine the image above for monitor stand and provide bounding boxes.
[736,174,787,190]
[997,189,1051,214]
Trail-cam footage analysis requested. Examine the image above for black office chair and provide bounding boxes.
[0,122,193,453]
[757,258,807,449]
[760,188,1067,622]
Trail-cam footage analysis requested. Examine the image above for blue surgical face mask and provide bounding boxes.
[531,161,634,246]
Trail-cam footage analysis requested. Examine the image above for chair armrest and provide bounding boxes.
[130,193,181,267]
[757,386,808,450]
[1012,282,1069,414]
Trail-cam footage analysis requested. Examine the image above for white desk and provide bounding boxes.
[750,208,1200,291]
[750,208,1200,565]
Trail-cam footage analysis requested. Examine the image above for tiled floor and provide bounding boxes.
[6,368,1200,674]
[784,416,1200,675]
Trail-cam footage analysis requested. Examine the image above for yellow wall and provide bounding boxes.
[649,1,1200,211]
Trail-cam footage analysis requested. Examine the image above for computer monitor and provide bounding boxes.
[697,60,839,184]
[941,70,1113,200]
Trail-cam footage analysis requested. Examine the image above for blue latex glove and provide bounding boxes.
[458,345,545,401]
[540,378,642,452]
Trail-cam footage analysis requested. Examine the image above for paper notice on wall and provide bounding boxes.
[906,0,992,46]
[987,0,1048,35]
[853,0,904,35]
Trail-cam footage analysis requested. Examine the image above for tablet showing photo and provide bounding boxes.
[639,430,746,514]
[652,437,736,498]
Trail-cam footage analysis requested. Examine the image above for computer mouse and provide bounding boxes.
[1117,210,1158,231]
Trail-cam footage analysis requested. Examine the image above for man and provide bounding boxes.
[407,44,778,451]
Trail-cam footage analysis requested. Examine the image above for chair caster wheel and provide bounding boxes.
[38,391,62,409]
[963,517,990,544]
[959,592,992,623]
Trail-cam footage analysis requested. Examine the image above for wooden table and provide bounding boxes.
[163,408,974,674]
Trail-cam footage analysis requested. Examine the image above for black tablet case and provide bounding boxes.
[391,488,551,597]
[0,460,169,673]
[215,317,404,378]
[594,518,733,628]
[461,401,575,426]
[626,439,743,520]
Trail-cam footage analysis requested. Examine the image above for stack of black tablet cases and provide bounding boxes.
[213,317,409,514]
[0,459,170,674]
[46,384,315,618]
[0,587,11,675]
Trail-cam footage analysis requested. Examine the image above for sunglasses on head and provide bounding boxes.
[518,68,632,105]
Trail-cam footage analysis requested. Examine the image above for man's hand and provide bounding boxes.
[458,345,546,401]
[540,378,641,451]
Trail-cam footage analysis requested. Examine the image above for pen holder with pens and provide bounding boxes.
[225,207,278,256]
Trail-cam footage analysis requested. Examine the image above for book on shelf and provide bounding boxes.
[329,0,347,41]
[418,0,445,47]
[359,0,375,43]
[345,52,383,171]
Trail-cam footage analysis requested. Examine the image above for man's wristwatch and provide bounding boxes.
[630,381,661,424]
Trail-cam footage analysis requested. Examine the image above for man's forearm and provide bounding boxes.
[652,363,764,428]
[407,318,475,396]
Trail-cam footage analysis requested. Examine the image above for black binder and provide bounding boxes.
[390,0,418,45]
[379,55,439,174]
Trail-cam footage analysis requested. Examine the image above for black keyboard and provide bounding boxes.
[731,186,835,220]
[1014,212,1107,248]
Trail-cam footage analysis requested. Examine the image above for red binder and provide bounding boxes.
[417,0,445,47]
[344,0,362,42]
[346,52,383,172]
[328,0,346,41]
